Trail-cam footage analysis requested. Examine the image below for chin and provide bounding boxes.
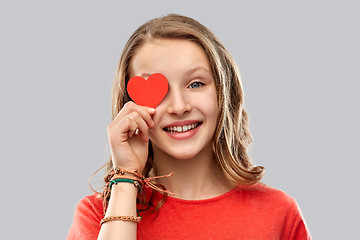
[168,150,199,160]
[151,141,202,160]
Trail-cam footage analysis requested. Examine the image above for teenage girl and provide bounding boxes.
[67,14,311,240]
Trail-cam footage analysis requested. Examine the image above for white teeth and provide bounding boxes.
[166,123,199,133]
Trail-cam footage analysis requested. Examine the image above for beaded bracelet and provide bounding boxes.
[107,167,144,181]
[100,215,142,225]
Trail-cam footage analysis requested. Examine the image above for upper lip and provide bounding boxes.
[163,120,202,129]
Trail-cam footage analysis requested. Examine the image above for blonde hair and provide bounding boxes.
[100,14,264,208]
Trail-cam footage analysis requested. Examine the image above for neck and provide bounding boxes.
[152,145,234,200]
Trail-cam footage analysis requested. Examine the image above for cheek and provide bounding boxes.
[197,90,218,118]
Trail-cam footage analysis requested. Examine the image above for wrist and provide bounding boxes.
[111,182,138,195]
[105,184,138,217]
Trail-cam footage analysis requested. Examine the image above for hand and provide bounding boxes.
[107,101,155,172]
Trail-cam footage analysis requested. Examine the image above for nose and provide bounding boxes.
[166,88,192,116]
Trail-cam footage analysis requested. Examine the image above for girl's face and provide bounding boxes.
[129,39,219,160]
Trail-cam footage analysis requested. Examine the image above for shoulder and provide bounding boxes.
[230,183,300,216]
[73,193,104,220]
[235,183,297,205]
[232,184,311,239]
[66,193,103,240]
[76,193,104,212]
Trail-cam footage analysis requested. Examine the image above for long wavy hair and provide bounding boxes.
[98,14,265,211]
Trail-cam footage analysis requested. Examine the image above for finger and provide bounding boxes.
[142,106,156,115]
[108,102,154,141]
[131,127,149,142]
[123,102,155,128]
[127,117,139,138]
[137,106,155,128]
[133,128,148,142]
[126,112,150,141]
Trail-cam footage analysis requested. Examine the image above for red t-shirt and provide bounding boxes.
[67,185,311,240]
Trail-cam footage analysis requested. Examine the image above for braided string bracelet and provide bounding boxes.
[107,167,144,182]
[109,177,142,193]
[110,167,175,196]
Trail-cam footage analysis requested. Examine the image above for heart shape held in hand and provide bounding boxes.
[127,73,169,108]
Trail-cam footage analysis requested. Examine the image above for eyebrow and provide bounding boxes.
[139,66,211,79]
[185,65,212,76]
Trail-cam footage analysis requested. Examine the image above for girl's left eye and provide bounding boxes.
[188,81,204,89]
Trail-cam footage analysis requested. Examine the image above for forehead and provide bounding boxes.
[129,39,211,78]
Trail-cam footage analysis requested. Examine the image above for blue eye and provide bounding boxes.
[188,81,204,89]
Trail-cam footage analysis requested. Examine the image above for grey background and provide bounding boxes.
[1,0,358,239]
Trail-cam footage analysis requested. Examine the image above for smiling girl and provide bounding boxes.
[67,14,311,240]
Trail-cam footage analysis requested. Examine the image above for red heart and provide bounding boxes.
[127,73,169,108]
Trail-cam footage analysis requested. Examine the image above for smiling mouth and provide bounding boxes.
[163,122,202,133]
